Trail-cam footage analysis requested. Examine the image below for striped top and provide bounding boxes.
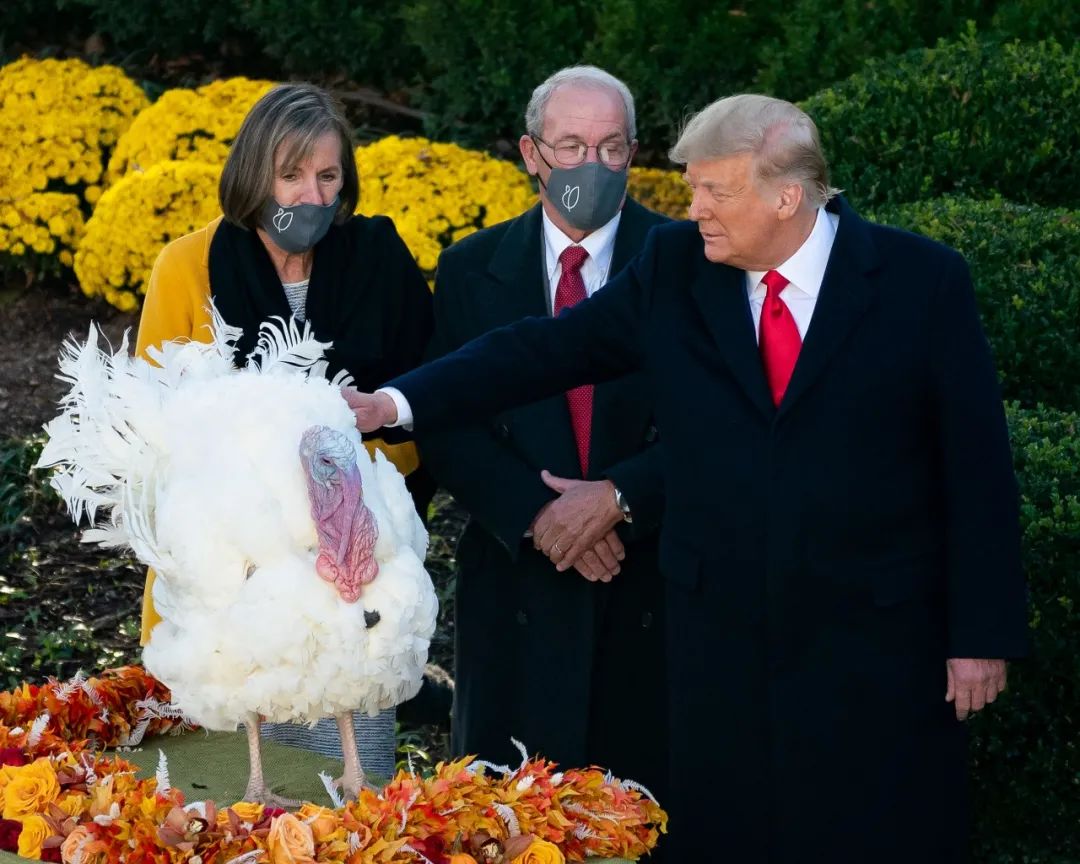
[281,279,309,323]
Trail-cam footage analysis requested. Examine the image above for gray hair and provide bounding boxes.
[525,65,637,141]
[219,83,359,229]
[669,94,838,207]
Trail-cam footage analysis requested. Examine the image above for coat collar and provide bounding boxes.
[689,195,881,421]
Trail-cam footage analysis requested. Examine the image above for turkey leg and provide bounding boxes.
[242,712,299,807]
[334,711,369,799]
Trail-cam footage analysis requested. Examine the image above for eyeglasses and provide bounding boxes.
[531,135,633,169]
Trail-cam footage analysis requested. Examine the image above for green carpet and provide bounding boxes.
[0,732,633,862]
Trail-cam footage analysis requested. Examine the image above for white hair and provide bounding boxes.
[525,65,637,140]
[669,94,838,207]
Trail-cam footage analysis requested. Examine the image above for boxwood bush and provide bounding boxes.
[876,196,1080,412]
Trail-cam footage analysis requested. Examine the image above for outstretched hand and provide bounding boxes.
[532,469,625,575]
[342,387,398,433]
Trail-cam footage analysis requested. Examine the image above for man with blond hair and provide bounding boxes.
[346,94,1028,862]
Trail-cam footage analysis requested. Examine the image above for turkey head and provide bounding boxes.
[299,426,378,602]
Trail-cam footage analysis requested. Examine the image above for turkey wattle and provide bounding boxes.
[36,313,438,804]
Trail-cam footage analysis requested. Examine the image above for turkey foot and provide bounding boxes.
[333,711,376,799]
[242,713,300,808]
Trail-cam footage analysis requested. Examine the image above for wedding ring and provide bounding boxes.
[554,541,563,554]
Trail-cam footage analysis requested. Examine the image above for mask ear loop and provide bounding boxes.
[529,136,555,192]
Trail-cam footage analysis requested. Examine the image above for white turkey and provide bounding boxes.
[36,312,438,805]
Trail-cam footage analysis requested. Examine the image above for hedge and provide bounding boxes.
[970,404,1080,862]
[877,197,1080,412]
[804,31,1080,210]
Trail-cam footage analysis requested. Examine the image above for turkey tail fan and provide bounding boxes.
[36,322,169,568]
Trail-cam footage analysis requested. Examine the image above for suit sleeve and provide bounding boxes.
[930,251,1029,658]
[363,218,434,447]
[602,444,665,537]
[389,225,657,433]
[415,251,558,557]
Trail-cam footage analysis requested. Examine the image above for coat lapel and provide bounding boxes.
[777,197,880,418]
[485,203,549,322]
[690,259,776,421]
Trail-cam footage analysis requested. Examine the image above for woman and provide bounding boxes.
[135,83,434,778]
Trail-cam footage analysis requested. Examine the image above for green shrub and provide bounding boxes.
[876,197,1080,412]
[584,0,780,156]
[991,0,1080,44]
[70,0,248,62]
[0,436,53,540]
[237,0,420,91]
[804,31,1080,209]
[757,0,993,102]
[402,0,592,148]
[970,404,1080,863]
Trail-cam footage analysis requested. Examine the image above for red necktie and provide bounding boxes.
[554,245,592,476]
[758,269,802,406]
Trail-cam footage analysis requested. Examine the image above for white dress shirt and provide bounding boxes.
[542,208,621,313]
[746,207,839,342]
[382,207,623,428]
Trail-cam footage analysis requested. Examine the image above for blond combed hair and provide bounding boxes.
[670,94,838,207]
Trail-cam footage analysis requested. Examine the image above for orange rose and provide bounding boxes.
[2,759,60,820]
[450,855,479,864]
[17,813,51,858]
[60,825,91,864]
[295,803,339,843]
[226,801,265,823]
[267,812,315,864]
[510,839,566,864]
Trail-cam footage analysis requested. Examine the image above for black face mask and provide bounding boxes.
[532,143,628,232]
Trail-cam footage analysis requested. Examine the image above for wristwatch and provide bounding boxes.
[614,486,633,523]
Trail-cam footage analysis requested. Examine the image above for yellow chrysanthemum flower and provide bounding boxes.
[0,57,147,206]
[355,136,536,277]
[627,167,691,220]
[106,77,275,184]
[75,161,222,309]
[0,193,85,274]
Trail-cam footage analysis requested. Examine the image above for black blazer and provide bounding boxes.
[416,198,671,791]
[391,196,1028,862]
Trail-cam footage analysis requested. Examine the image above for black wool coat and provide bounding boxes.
[393,197,1029,863]
[416,199,671,800]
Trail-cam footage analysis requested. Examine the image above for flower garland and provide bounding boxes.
[354,136,537,276]
[106,78,275,185]
[73,161,222,311]
[0,667,664,863]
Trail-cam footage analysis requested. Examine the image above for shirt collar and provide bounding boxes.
[746,206,837,298]
[542,206,622,281]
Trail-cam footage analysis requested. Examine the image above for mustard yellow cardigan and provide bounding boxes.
[135,217,420,644]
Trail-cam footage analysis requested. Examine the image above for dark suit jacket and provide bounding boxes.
[391,197,1028,863]
[417,199,670,797]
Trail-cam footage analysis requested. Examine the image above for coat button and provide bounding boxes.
[641,612,653,628]
[516,610,528,625]
[644,425,658,443]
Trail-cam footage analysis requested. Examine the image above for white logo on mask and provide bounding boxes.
[562,185,580,211]
[272,208,293,233]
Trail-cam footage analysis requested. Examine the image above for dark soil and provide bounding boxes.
[0,275,462,768]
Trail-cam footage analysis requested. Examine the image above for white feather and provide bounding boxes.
[155,750,170,793]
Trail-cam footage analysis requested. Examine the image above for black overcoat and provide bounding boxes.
[416,199,670,799]
[392,197,1029,862]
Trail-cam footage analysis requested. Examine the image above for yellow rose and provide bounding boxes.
[226,801,265,823]
[60,825,92,864]
[17,813,51,858]
[295,802,339,842]
[510,839,566,864]
[57,793,88,818]
[266,812,315,864]
[2,759,60,819]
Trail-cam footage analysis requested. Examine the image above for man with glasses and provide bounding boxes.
[412,66,669,804]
